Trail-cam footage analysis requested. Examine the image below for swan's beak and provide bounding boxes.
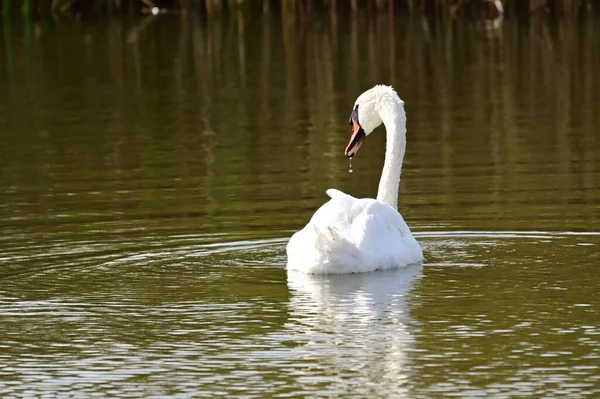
[345,120,366,158]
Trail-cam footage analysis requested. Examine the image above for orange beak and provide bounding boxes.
[345,120,366,158]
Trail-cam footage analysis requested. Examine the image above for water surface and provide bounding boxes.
[1,10,599,398]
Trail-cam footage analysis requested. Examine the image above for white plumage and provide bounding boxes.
[286,85,424,274]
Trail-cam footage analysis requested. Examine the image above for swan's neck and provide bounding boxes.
[376,107,406,210]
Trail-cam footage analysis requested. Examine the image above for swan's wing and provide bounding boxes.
[350,202,409,243]
[309,190,407,242]
[309,189,377,233]
[287,189,422,273]
[325,188,349,199]
[308,189,355,231]
[349,201,422,267]
[287,189,365,273]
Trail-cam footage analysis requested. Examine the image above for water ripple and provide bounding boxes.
[0,231,598,398]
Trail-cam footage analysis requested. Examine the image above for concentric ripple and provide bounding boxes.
[0,230,598,398]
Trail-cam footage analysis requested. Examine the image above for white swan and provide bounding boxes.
[286,85,424,274]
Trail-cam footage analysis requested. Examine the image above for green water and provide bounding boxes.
[1,11,599,398]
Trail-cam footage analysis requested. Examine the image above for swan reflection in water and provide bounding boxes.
[285,263,423,396]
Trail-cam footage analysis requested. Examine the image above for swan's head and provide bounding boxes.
[345,85,403,158]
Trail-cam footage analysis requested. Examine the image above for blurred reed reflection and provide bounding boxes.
[0,11,598,235]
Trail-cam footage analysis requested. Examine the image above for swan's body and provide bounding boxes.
[286,85,424,274]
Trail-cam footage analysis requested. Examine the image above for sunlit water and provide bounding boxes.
[1,9,599,398]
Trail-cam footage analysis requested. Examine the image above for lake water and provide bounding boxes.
[1,9,599,398]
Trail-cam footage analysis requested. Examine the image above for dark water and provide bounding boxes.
[1,10,599,398]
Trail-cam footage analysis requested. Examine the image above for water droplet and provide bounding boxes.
[349,156,353,173]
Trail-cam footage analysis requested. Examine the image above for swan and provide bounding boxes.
[286,85,424,274]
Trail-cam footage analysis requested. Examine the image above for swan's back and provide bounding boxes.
[286,190,423,274]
